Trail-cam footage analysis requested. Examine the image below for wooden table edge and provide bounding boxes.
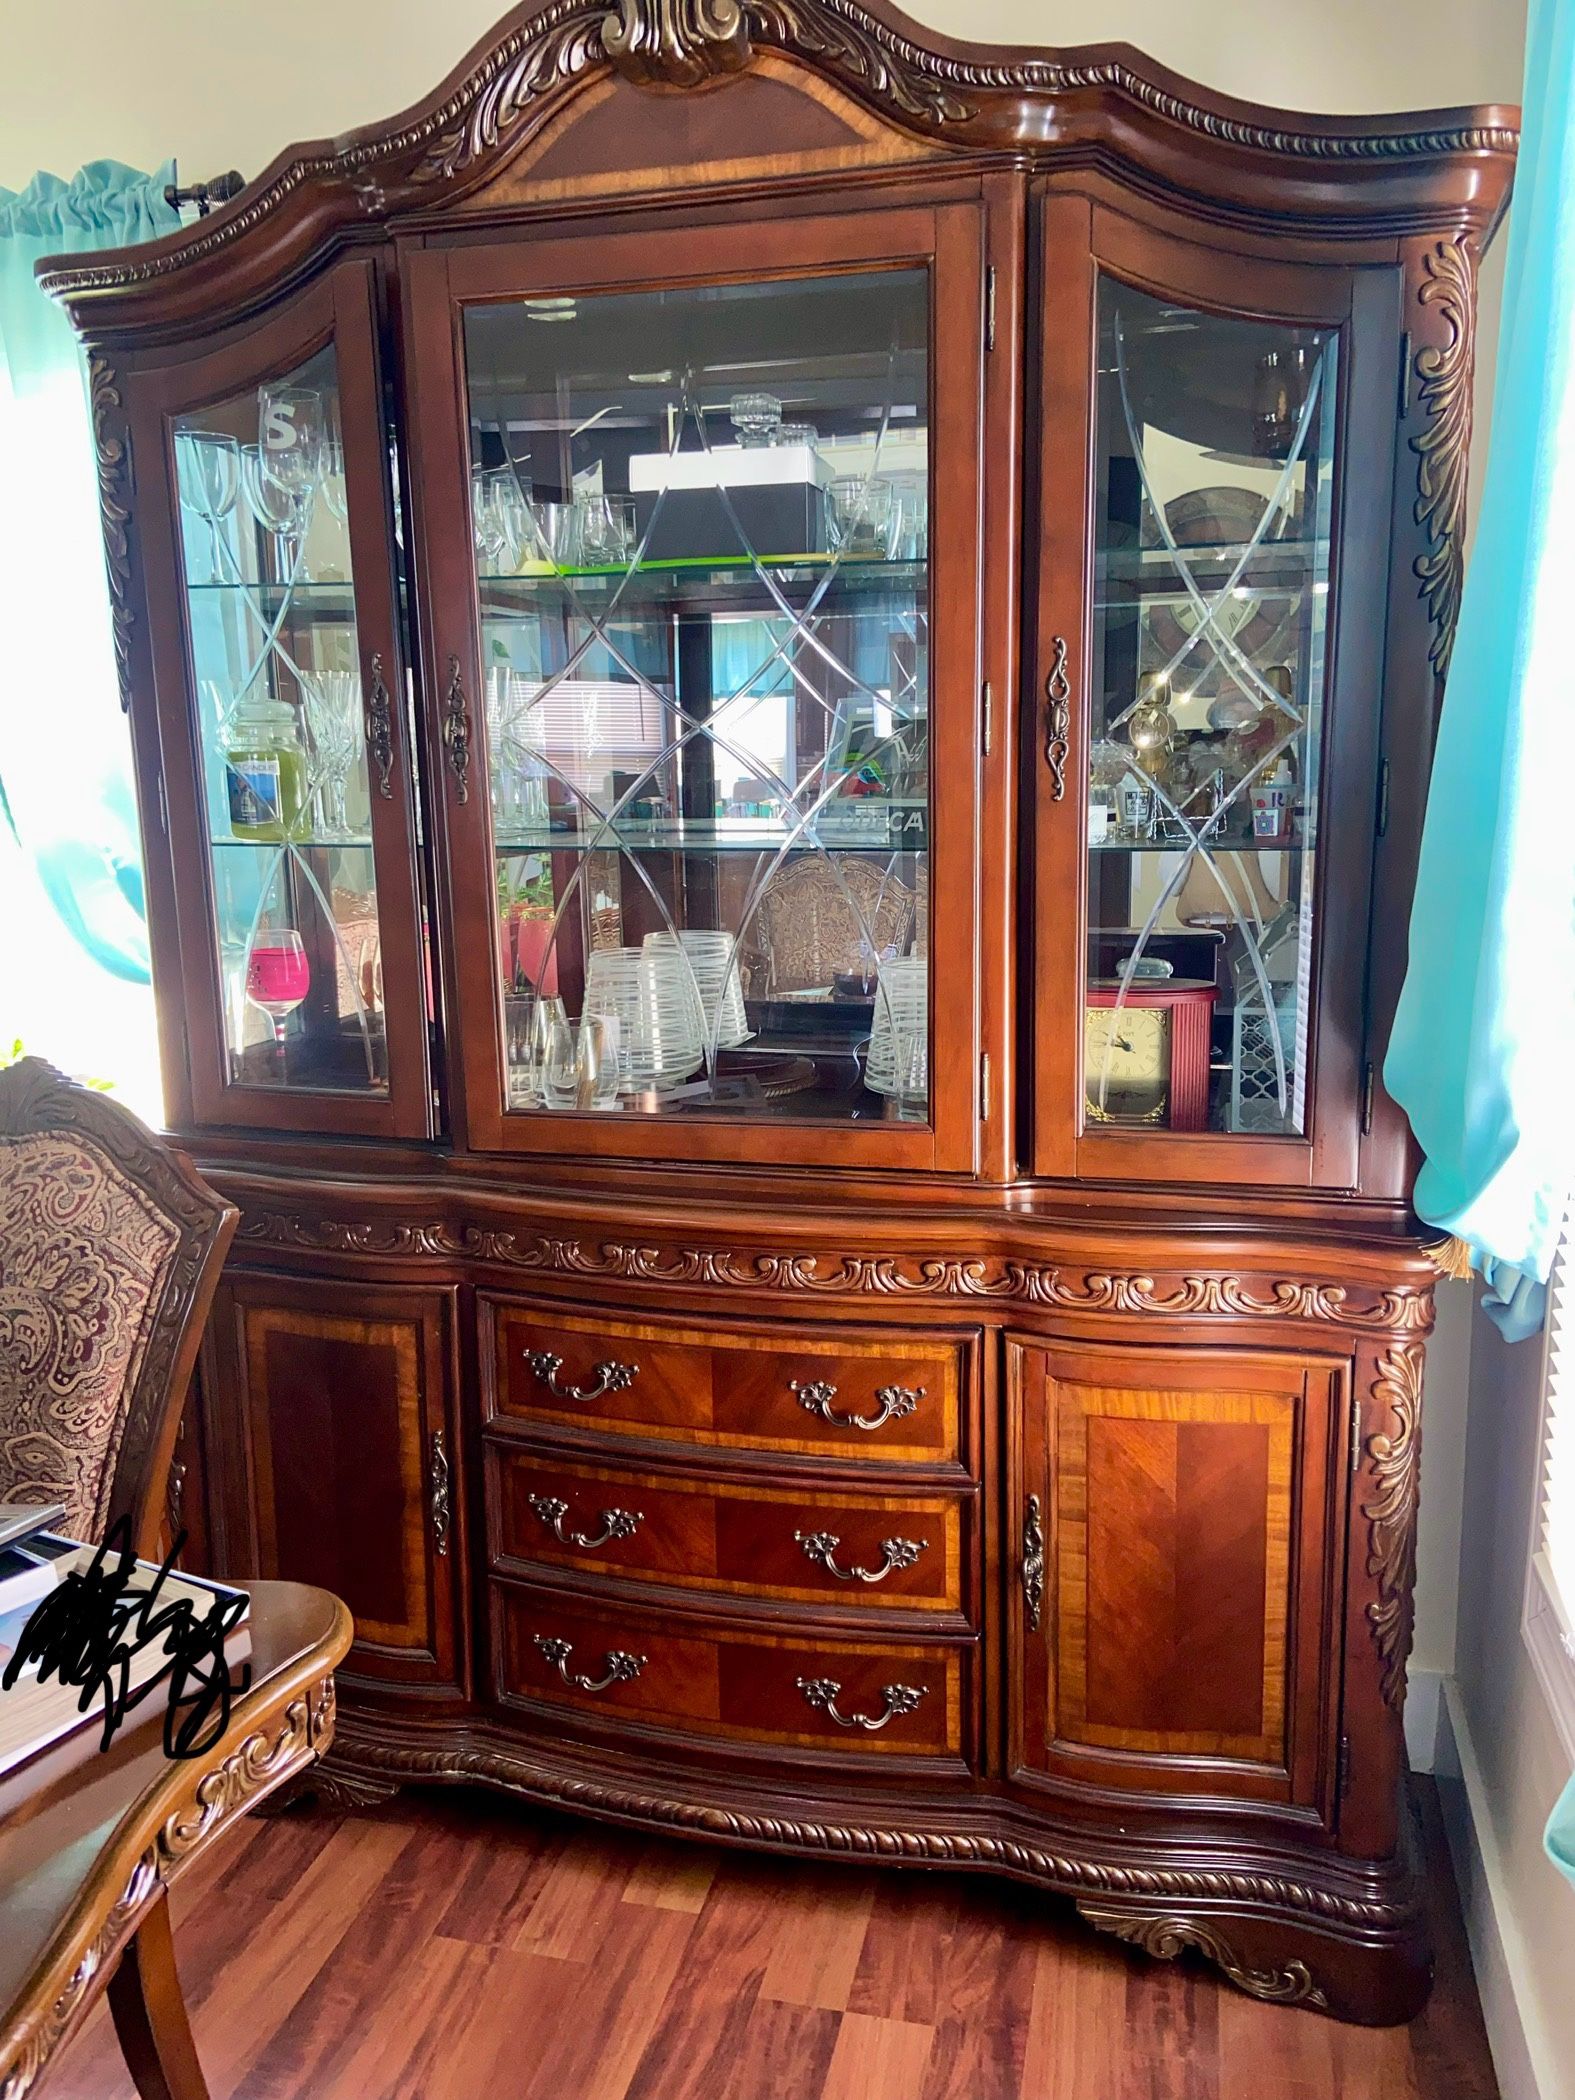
[0,1585,353,2100]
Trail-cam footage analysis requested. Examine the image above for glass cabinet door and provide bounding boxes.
[1034,206,1389,1186]
[407,208,982,1165]
[137,262,430,1136]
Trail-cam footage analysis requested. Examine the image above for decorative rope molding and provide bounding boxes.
[1410,234,1475,683]
[1076,1904,1331,2009]
[87,356,135,715]
[235,1208,1435,1330]
[35,0,1517,299]
[1361,1343,1425,1711]
[321,1724,1422,1929]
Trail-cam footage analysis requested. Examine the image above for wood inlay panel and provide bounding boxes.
[1059,1389,1291,1763]
[490,1448,967,1616]
[488,1299,964,1466]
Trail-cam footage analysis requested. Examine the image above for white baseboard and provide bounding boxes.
[1435,1679,1563,2100]
[1405,1666,1445,1772]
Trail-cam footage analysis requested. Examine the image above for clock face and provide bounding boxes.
[1084,1003,1170,1124]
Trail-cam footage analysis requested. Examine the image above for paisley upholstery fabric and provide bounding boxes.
[0,1128,180,1538]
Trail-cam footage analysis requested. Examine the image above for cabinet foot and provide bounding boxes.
[1075,1899,1430,2025]
[260,1758,404,1816]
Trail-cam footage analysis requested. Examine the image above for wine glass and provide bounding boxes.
[240,443,307,579]
[258,385,328,551]
[246,930,310,1068]
[175,429,241,583]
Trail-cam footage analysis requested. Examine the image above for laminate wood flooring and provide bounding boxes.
[48,1779,1496,2100]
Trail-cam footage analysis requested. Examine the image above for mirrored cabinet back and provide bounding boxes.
[44,0,1517,2022]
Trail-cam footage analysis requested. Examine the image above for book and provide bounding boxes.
[0,1540,252,1798]
[0,1501,67,1551]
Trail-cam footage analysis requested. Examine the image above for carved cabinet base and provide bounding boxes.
[211,1197,1439,2027]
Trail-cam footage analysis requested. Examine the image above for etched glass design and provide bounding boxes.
[173,345,386,1092]
[464,270,931,1123]
[1085,278,1337,1137]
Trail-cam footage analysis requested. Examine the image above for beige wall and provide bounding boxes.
[0,0,1525,195]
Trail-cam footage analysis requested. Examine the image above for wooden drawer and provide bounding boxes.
[486,1299,964,1467]
[489,1446,968,1618]
[493,1582,968,1765]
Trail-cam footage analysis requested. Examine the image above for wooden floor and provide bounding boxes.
[51,1779,1495,2100]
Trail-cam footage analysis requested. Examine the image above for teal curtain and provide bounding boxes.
[1385,0,1575,1342]
[0,161,178,983]
[1549,1772,1575,1889]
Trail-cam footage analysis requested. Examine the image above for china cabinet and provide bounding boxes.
[45,0,1516,2022]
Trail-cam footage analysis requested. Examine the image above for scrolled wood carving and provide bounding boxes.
[1361,1343,1424,1712]
[87,355,135,716]
[234,1208,1433,1332]
[0,1849,158,2100]
[1410,234,1475,683]
[1077,1904,1330,2009]
[602,0,751,85]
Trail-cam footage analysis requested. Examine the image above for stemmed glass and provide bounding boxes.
[246,929,310,1070]
[258,385,328,563]
[301,671,364,839]
[175,429,241,584]
[240,443,308,580]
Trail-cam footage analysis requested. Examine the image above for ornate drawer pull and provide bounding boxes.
[365,651,395,798]
[1044,635,1072,801]
[795,1530,926,1583]
[790,1379,924,1432]
[1021,1492,1045,1631]
[442,654,471,801]
[525,1349,638,1402]
[534,1634,646,1693]
[796,1676,928,1732]
[528,1493,643,1551]
[428,1429,451,1558]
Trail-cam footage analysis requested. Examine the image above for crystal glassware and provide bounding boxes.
[240,442,308,580]
[729,392,782,448]
[828,475,895,559]
[175,429,241,583]
[301,671,363,838]
[258,385,328,541]
[773,422,818,449]
[574,492,636,567]
[540,1010,580,1109]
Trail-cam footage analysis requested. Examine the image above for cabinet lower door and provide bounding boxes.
[211,1271,464,1694]
[1010,1338,1345,1814]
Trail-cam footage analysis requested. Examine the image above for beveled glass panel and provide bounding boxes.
[1086,278,1337,1138]
[463,270,931,1123]
[173,345,387,1093]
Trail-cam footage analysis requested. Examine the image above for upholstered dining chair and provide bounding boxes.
[0,1058,236,1556]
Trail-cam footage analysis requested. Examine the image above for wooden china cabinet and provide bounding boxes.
[45,0,1515,2021]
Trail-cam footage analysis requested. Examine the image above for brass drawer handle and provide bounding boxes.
[528,1493,643,1551]
[534,1634,646,1693]
[1021,1492,1045,1631]
[795,1530,926,1584]
[796,1676,928,1732]
[525,1349,638,1402]
[1044,634,1072,801]
[790,1379,924,1432]
[428,1430,451,1559]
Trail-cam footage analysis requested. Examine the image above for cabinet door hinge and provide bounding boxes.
[1361,1060,1376,1135]
[1376,758,1391,839]
[153,771,169,837]
[1338,1733,1354,1801]
[984,264,996,353]
[1350,1398,1366,1477]
[1398,329,1413,418]
[979,1051,991,1121]
[981,681,992,757]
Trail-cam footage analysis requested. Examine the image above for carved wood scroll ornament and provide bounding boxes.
[1410,234,1475,683]
[1361,1343,1424,1711]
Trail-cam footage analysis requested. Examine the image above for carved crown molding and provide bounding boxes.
[86,357,135,716]
[1076,1903,1330,2010]
[1410,234,1475,684]
[1361,1343,1425,1711]
[325,1720,1421,1930]
[36,0,1516,307]
[235,1209,1434,1332]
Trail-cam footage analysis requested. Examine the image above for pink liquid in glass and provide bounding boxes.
[247,939,310,1016]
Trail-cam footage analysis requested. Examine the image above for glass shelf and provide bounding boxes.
[211,834,375,852]
[493,809,928,854]
[1091,835,1308,855]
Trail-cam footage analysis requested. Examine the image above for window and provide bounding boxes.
[1526,1221,1575,1758]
